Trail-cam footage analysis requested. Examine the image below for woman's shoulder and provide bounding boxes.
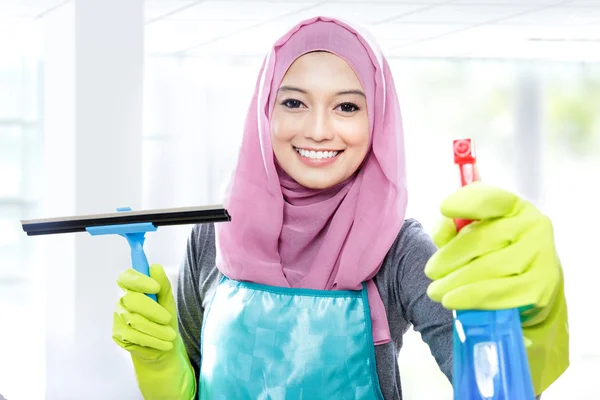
[388,218,437,260]
[189,222,216,248]
[378,218,438,283]
[182,223,219,285]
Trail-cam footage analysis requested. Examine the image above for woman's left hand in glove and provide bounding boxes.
[424,182,569,395]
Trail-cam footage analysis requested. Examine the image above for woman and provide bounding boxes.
[112,16,569,399]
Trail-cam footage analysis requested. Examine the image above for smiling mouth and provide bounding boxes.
[293,146,343,160]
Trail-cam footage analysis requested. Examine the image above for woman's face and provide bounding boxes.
[271,51,370,190]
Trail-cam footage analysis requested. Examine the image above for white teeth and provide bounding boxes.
[294,147,339,160]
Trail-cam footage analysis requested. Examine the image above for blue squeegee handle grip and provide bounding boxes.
[130,241,158,302]
[86,217,159,302]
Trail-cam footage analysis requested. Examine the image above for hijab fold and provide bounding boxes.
[216,16,408,345]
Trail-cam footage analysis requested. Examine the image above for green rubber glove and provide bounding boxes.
[112,264,196,400]
[424,182,569,395]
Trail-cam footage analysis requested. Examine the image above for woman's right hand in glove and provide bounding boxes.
[112,264,196,399]
[113,264,177,360]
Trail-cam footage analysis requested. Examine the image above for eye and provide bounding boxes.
[336,102,360,113]
[282,99,305,109]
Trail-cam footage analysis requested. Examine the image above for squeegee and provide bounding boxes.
[21,205,231,301]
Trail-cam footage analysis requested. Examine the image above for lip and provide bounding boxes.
[294,146,343,152]
[293,146,343,167]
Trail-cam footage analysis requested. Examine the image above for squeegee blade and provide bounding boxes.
[20,205,231,236]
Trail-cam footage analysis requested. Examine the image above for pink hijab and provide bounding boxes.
[215,16,407,345]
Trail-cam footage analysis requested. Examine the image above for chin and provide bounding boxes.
[300,181,334,190]
[295,175,344,190]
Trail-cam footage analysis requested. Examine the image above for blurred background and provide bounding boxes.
[0,0,599,399]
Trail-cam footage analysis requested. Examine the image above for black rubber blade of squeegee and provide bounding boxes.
[21,206,231,236]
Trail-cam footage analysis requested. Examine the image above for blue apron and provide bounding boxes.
[198,277,384,400]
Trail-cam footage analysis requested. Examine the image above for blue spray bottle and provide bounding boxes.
[451,139,535,400]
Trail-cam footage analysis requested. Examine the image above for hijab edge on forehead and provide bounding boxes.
[215,15,408,346]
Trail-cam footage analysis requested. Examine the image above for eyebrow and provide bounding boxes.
[278,85,366,98]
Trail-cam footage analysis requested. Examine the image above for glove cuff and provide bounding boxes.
[525,266,569,395]
[131,337,197,400]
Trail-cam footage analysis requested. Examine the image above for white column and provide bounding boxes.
[141,57,212,270]
[514,63,543,204]
[42,1,144,398]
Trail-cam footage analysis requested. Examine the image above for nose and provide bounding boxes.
[304,108,334,142]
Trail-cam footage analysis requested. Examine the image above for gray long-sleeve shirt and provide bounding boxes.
[176,218,454,399]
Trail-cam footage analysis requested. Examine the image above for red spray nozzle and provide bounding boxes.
[453,138,476,165]
[453,139,479,232]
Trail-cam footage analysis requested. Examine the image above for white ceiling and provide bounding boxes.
[1,0,599,61]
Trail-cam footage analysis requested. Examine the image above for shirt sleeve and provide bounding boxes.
[395,219,454,381]
[176,224,212,380]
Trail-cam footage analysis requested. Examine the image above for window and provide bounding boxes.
[0,43,42,281]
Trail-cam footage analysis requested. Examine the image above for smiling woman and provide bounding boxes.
[271,51,371,189]
[113,15,569,400]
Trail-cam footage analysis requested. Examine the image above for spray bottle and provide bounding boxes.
[451,138,535,400]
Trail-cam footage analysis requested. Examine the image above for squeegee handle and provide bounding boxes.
[85,213,159,302]
[128,236,158,302]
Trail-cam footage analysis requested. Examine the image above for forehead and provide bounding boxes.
[282,51,362,86]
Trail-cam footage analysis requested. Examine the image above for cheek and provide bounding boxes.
[337,117,370,150]
[271,110,300,143]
